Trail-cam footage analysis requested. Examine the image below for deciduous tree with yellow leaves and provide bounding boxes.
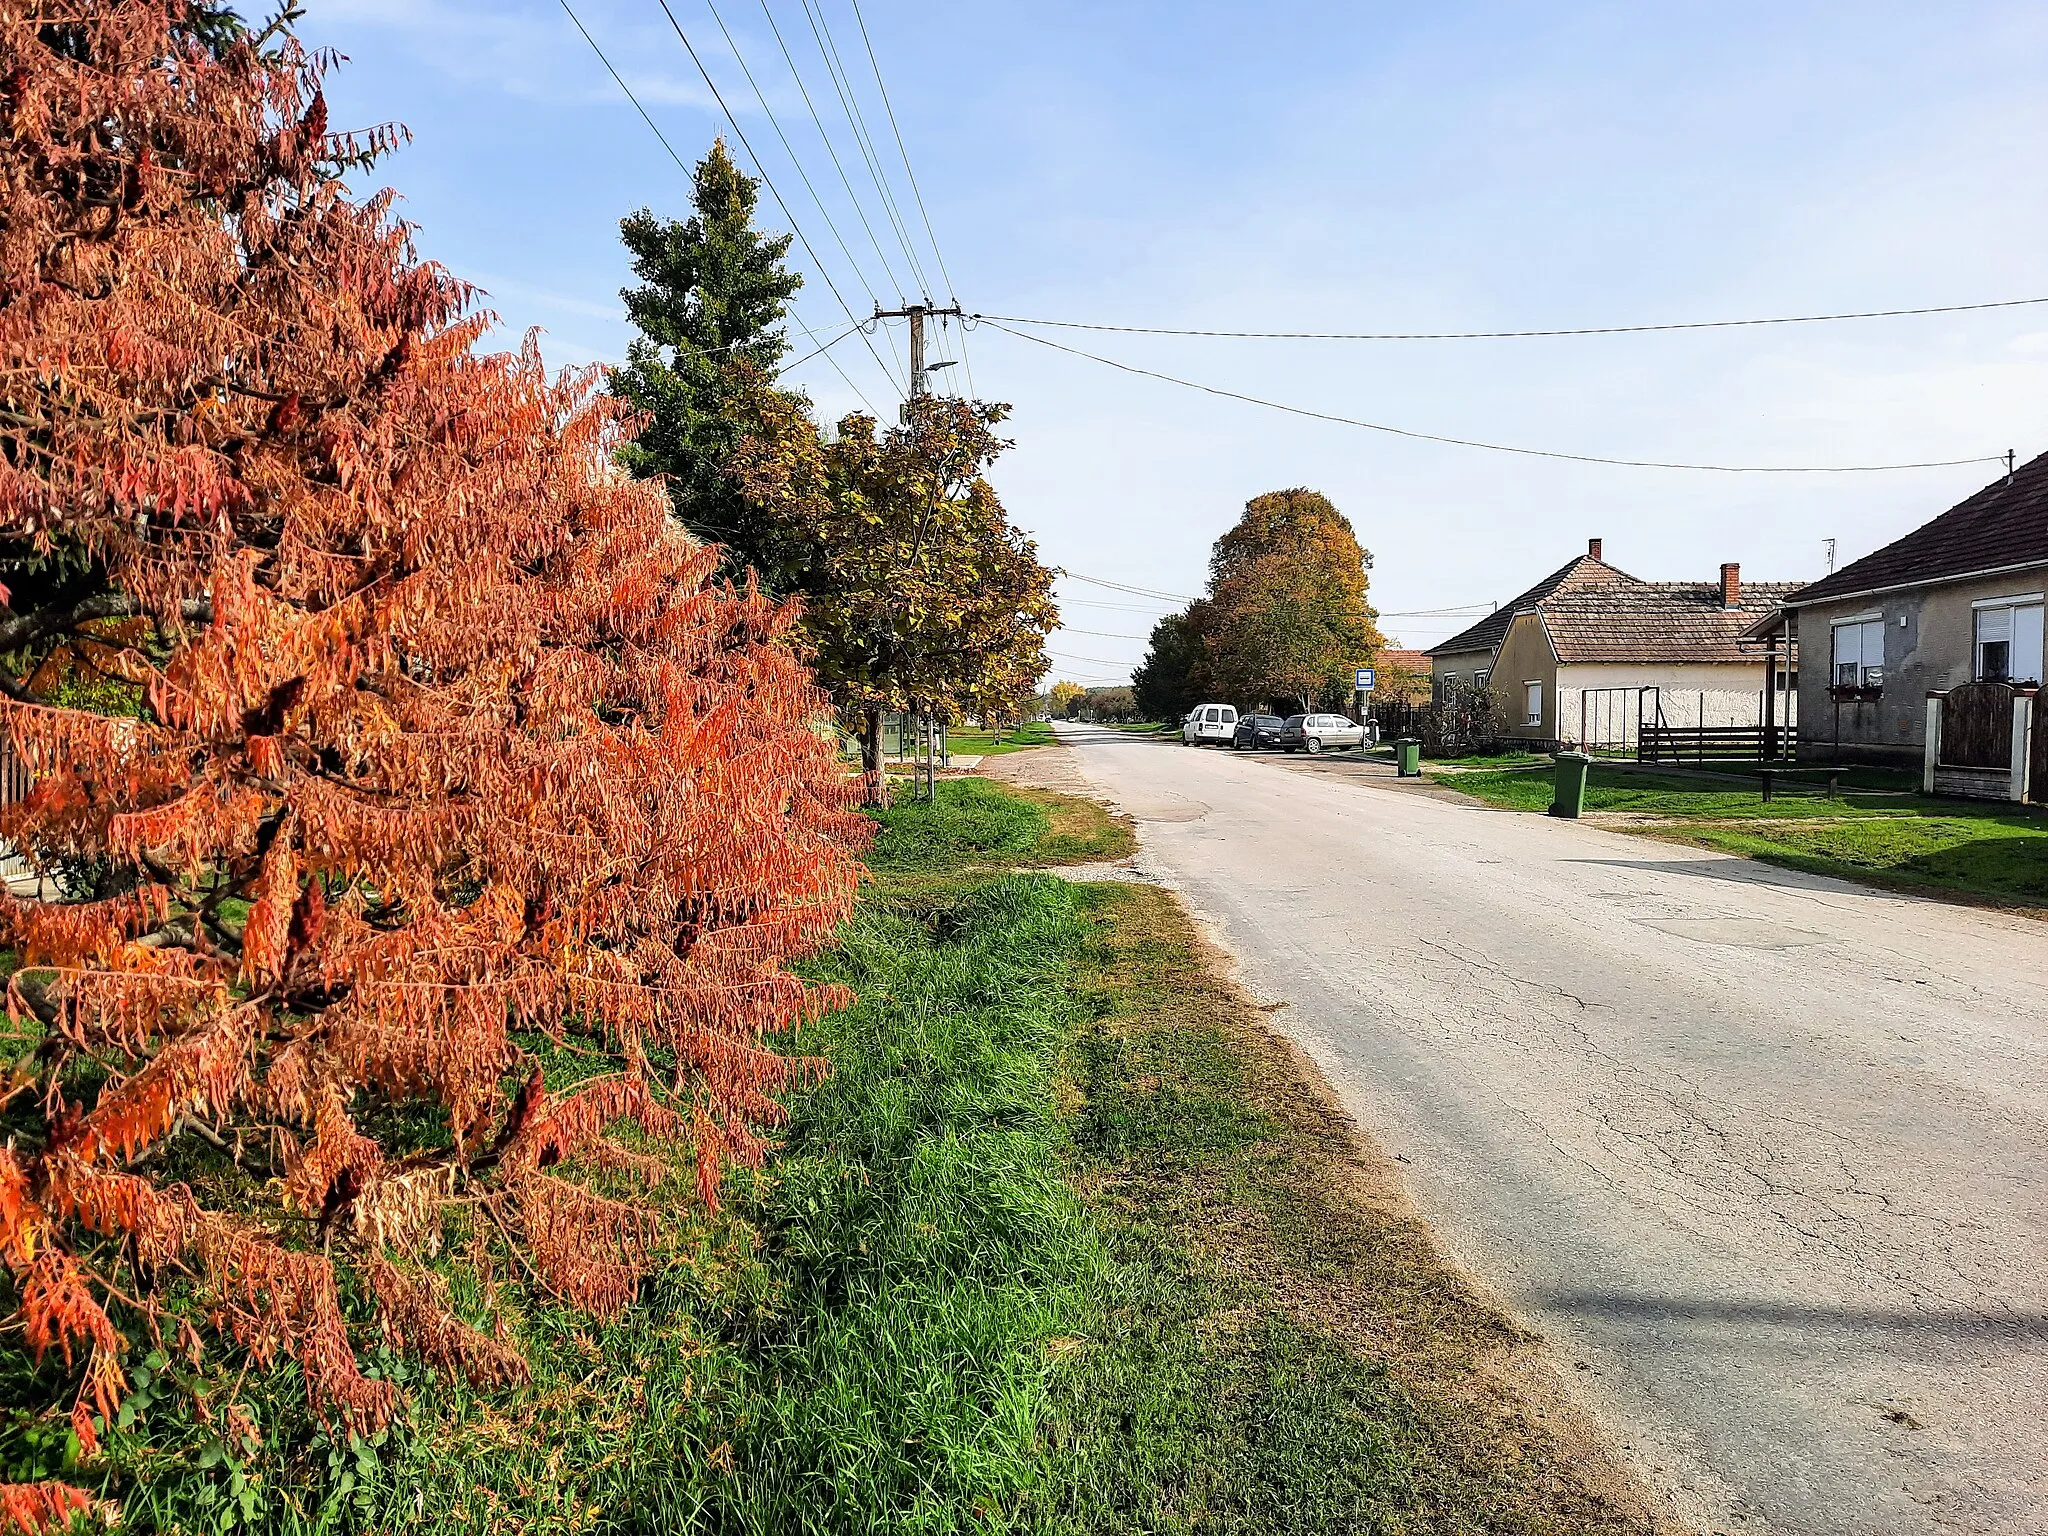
[1204,489,1384,714]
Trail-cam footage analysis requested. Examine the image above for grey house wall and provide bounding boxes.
[1795,566,2048,766]
[1430,648,1495,698]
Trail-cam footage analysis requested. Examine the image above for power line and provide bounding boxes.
[689,4,905,388]
[975,294,2048,342]
[698,0,892,304]
[1049,651,1135,667]
[1055,627,1150,640]
[745,0,909,303]
[647,0,904,396]
[557,0,884,413]
[1059,570,1200,602]
[1056,598,1187,618]
[985,321,2006,474]
[781,322,865,371]
[797,0,933,298]
[849,0,958,304]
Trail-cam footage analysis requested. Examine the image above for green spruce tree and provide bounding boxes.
[610,139,806,587]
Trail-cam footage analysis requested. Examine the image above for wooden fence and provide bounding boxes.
[1638,724,1792,765]
[1935,681,2016,770]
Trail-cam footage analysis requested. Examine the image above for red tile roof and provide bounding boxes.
[1535,582,1803,664]
[1426,554,1638,656]
[1788,449,2048,606]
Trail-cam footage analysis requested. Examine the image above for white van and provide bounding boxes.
[1182,703,1238,746]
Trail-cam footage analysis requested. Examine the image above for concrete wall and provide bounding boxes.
[1795,566,2048,766]
[1555,662,1778,745]
[1490,613,1558,740]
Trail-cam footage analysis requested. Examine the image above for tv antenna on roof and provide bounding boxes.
[1824,537,1837,574]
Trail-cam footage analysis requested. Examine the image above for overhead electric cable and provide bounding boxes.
[797,0,932,297]
[848,0,958,302]
[1049,651,1135,667]
[557,0,880,411]
[987,322,2004,474]
[698,0,895,304]
[743,0,909,302]
[780,321,866,372]
[1055,627,1151,640]
[974,295,2048,342]
[1059,570,1200,602]
[1058,596,1182,614]
[647,0,904,394]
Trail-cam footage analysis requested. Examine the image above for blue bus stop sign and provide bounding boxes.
[1355,667,1376,692]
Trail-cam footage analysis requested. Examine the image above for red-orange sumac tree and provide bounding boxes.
[0,0,867,1496]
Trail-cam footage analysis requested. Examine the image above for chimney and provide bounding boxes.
[1720,562,1740,608]
[1587,537,1603,561]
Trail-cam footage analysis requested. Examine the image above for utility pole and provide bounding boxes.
[869,302,965,801]
[873,301,964,406]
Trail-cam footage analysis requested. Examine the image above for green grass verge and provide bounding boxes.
[1424,750,1548,769]
[1672,815,2048,904]
[1435,761,2048,907]
[946,720,1056,756]
[20,779,1649,1532]
[1439,762,1970,820]
[868,777,1134,873]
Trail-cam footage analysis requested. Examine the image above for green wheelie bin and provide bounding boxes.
[1549,751,1591,818]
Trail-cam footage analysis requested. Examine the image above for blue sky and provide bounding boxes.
[312,1,2048,681]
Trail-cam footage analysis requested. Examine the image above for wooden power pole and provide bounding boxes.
[868,302,965,799]
[872,301,964,404]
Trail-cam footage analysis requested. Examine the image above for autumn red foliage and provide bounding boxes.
[0,0,867,1502]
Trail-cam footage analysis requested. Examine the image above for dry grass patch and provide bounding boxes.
[1066,880,1673,1533]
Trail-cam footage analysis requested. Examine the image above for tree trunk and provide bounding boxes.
[860,705,890,808]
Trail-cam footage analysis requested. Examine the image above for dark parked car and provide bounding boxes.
[1231,713,1287,750]
[1276,712,1372,753]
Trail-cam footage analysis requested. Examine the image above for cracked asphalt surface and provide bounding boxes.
[1049,723,2048,1536]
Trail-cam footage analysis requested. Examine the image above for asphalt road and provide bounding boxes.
[1050,723,2048,1536]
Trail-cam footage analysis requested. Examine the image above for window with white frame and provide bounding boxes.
[1831,616,1884,689]
[1523,681,1543,725]
[1974,596,2044,685]
[1474,669,1490,689]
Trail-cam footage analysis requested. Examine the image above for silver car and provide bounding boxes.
[1276,712,1372,753]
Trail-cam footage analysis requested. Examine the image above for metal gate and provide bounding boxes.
[1574,687,1654,756]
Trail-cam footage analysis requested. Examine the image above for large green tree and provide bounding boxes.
[1132,601,1214,721]
[1206,489,1383,713]
[610,139,805,586]
[730,386,1058,798]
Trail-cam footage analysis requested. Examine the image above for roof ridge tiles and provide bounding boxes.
[1787,448,2048,607]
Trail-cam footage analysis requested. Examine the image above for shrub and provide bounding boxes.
[0,2,866,1515]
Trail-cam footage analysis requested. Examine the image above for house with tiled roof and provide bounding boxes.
[1430,539,1795,748]
[1373,647,1432,703]
[1753,449,2048,769]
[1425,538,1635,699]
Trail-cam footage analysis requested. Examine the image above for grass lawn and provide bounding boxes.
[1673,815,2048,905]
[945,719,1057,755]
[1425,749,1550,770]
[1437,761,2048,907]
[41,780,1651,1532]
